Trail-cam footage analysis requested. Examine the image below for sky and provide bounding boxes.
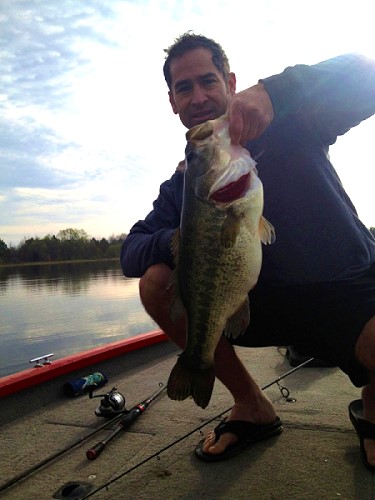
[1,0,374,246]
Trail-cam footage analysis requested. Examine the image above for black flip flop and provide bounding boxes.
[195,417,283,462]
[348,399,375,472]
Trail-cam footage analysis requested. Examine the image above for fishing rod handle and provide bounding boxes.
[118,406,144,428]
[86,407,143,460]
[86,442,106,460]
[86,423,125,460]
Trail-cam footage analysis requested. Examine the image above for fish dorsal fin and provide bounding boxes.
[259,216,276,245]
[224,297,250,339]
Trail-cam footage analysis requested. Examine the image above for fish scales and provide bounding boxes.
[167,115,275,409]
[180,205,251,344]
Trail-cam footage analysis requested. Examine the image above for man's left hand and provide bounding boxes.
[228,83,274,145]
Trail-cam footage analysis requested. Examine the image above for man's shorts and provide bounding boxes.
[229,263,375,387]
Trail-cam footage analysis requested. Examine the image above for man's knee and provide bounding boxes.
[355,316,375,371]
[139,264,173,312]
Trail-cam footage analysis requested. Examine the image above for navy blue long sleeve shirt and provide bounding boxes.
[121,54,375,285]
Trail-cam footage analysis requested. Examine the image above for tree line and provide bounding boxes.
[1,226,375,266]
[0,228,127,264]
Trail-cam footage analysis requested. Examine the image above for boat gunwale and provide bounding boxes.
[0,330,167,399]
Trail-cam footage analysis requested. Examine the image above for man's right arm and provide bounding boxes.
[229,54,375,147]
[120,171,183,278]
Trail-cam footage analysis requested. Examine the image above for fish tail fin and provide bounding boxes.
[167,353,215,409]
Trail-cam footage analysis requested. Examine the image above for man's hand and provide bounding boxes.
[228,83,274,145]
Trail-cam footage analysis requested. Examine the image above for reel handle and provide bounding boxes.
[89,387,126,417]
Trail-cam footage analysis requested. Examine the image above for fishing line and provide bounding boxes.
[0,384,168,495]
[0,358,313,495]
[82,357,314,499]
[86,384,167,460]
[0,411,126,494]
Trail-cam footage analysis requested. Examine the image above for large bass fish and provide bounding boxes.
[167,115,275,409]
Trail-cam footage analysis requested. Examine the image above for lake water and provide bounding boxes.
[0,260,157,378]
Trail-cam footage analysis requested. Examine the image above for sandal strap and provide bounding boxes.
[214,419,261,440]
[356,418,375,439]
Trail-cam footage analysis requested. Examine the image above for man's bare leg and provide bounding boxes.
[139,263,277,455]
[355,316,375,467]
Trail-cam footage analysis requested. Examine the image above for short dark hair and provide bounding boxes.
[163,31,230,90]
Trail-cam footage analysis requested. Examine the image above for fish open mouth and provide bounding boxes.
[210,172,250,203]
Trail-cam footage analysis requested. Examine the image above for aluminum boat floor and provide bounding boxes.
[0,343,374,499]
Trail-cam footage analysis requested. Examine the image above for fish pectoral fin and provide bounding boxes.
[224,296,250,339]
[170,292,185,323]
[170,228,180,266]
[221,210,241,248]
[259,216,276,245]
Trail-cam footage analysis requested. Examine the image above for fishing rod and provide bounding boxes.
[85,357,313,463]
[0,359,313,495]
[86,384,167,460]
[0,411,124,494]
[82,357,315,498]
[0,383,165,494]
[262,355,315,399]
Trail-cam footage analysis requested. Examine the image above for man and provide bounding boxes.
[121,33,375,468]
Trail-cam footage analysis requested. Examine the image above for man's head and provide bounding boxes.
[163,32,236,129]
[163,32,231,89]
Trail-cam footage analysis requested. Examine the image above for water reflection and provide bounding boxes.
[0,260,120,295]
[0,260,157,377]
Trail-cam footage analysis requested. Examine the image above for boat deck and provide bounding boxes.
[0,340,374,499]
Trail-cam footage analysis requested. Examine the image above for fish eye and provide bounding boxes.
[186,151,195,163]
[185,144,196,163]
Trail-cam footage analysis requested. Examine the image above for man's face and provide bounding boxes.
[168,47,236,129]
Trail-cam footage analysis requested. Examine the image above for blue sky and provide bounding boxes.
[1,0,374,246]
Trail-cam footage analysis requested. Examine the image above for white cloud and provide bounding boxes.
[1,0,375,246]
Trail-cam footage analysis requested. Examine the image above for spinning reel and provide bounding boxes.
[89,386,127,418]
